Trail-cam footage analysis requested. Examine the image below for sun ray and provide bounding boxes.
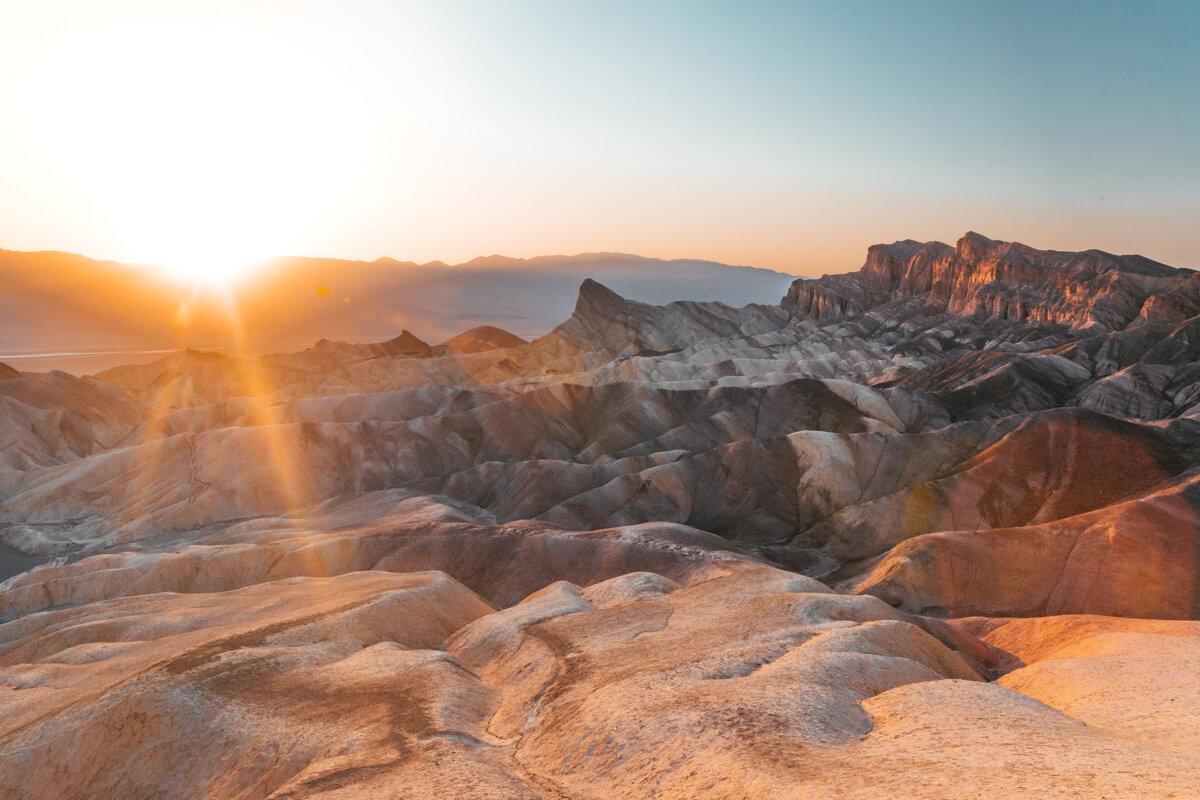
[215,292,339,586]
[118,282,328,575]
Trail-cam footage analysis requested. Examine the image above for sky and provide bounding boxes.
[0,0,1197,278]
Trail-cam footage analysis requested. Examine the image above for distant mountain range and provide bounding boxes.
[0,249,799,372]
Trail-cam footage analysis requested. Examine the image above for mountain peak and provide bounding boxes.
[577,278,624,306]
[382,330,432,354]
[438,325,527,354]
[955,231,1001,260]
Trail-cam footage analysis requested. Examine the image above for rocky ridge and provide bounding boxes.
[2,232,1199,797]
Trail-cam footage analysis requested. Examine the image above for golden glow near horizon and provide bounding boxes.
[2,2,400,273]
[56,9,363,280]
[0,2,1196,274]
[151,254,264,289]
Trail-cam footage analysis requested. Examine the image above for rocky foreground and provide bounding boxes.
[2,232,1200,797]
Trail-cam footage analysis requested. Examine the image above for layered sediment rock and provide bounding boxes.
[4,233,1200,797]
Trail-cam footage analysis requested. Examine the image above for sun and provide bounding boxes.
[154,251,265,290]
[51,20,362,295]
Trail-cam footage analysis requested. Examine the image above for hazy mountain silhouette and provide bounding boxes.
[0,249,798,371]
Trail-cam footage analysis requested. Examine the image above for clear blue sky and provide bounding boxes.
[1,0,1196,275]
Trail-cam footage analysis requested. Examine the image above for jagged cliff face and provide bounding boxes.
[3,233,1200,798]
[786,231,1190,331]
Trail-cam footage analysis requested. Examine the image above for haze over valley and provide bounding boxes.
[0,249,797,373]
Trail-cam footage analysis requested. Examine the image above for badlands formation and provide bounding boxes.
[2,232,1200,797]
